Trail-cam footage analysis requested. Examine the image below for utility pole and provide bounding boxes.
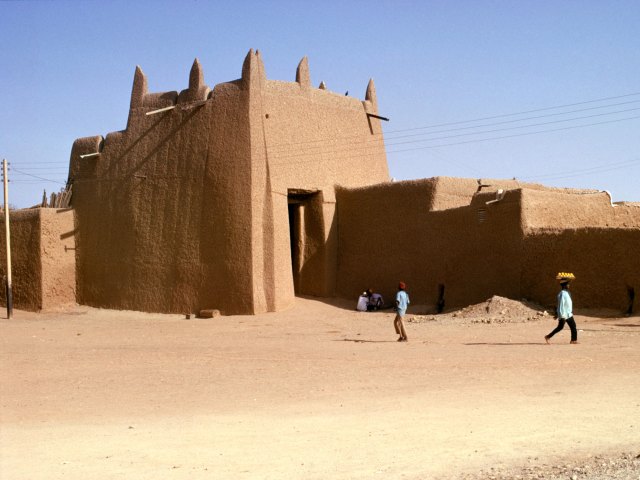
[3,159,12,318]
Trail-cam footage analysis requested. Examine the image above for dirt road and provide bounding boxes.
[1,297,639,479]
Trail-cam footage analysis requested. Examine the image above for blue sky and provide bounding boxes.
[1,0,639,207]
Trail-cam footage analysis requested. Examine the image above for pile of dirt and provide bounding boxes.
[409,295,551,324]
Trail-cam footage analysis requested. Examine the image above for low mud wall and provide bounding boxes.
[336,181,523,311]
[522,228,640,313]
[0,208,75,312]
[0,210,41,311]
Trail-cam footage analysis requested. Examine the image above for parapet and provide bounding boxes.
[520,187,640,230]
[80,50,383,149]
[177,58,211,103]
[68,135,104,186]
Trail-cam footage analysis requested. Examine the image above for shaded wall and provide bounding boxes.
[337,181,640,314]
[336,180,524,310]
[522,228,640,312]
[520,189,640,312]
[0,208,75,312]
[0,210,41,311]
[70,75,254,315]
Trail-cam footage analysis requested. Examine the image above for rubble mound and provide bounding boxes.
[410,296,550,324]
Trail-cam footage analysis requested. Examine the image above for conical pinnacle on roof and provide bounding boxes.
[241,49,266,89]
[130,65,148,108]
[365,78,377,109]
[189,58,205,91]
[296,56,311,88]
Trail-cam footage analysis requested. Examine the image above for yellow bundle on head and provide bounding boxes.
[556,272,576,281]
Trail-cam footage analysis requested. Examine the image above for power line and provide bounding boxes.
[9,91,640,192]
[520,158,640,182]
[10,167,66,185]
[10,166,68,171]
[263,92,640,153]
[384,106,640,149]
[384,91,640,133]
[9,161,67,165]
[267,109,640,163]
[523,158,640,180]
[9,92,640,169]
[384,99,640,141]
[386,114,640,155]
[264,104,640,161]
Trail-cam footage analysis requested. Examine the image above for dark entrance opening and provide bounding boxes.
[287,189,322,295]
[288,201,303,293]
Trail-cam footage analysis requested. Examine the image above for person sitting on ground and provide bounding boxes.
[356,291,369,312]
[366,289,384,311]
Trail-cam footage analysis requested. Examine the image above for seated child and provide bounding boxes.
[367,289,384,311]
[356,292,369,311]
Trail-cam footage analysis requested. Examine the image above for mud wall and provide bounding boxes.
[522,189,640,229]
[70,61,255,315]
[522,228,640,313]
[337,181,640,313]
[39,209,76,309]
[257,57,389,301]
[263,59,389,192]
[68,52,389,315]
[336,180,524,311]
[0,210,41,311]
[0,208,75,312]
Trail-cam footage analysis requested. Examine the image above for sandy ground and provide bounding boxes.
[1,296,639,479]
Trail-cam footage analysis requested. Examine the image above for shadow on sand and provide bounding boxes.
[464,342,547,346]
[338,338,398,344]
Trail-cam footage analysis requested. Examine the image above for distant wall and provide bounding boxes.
[336,180,524,311]
[337,182,640,314]
[522,228,640,312]
[0,208,75,312]
[522,189,640,229]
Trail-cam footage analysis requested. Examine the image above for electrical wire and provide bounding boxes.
[8,91,640,191]
[10,166,68,171]
[263,105,640,162]
[9,161,67,166]
[520,158,640,182]
[263,92,640,152]
[383,99,640,141]
[10,167,66,185]
[265,110,640,164]
[386,114,640,155]
[384,91,640,133]
[383,107,640,149]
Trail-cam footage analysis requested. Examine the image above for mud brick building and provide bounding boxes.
[2,51,639,314]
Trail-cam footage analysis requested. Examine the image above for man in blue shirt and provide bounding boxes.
[394,282,410,342]
[545,275,578,344]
